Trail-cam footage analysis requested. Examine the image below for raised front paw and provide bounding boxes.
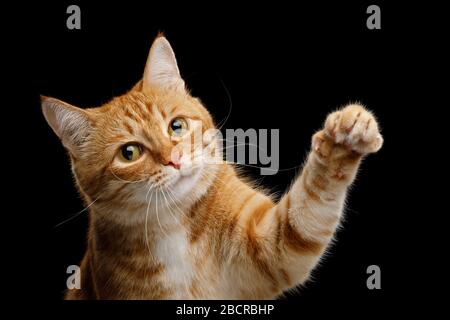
[313,104,383,156]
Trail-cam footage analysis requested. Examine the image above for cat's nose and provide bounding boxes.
[168,161,181,170]
[162,149,182,170]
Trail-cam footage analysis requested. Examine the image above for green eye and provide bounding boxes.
[168,117,188,137]
[119,143,142,162]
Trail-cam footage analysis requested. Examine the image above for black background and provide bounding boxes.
[5,0,446,317]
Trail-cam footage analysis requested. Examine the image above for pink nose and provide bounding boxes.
[168,161,181,170]
[168,149,182,170]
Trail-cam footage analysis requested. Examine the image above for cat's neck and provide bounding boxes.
[88,163,228,254]
[83,164,234,298]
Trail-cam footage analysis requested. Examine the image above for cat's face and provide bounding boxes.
[42,36,221,220]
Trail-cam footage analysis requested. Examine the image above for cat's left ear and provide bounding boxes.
[142,35,185,93]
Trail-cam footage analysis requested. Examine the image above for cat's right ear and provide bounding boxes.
[142,35,185,93]
[41,96,93,153]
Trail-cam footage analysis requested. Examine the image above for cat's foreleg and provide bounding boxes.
[229,104,382,297]
[276,104,383,286]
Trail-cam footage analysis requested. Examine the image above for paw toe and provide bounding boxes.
[321,104,382,155]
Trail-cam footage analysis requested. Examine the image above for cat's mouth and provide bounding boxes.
[159,161,203,190]
[153,140,220,194]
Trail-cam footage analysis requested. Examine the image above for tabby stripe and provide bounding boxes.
[123,121,134,134]
[246,201,278,287]
[283,219,322,254]
[228,192,256,237]
[302,170,321,202]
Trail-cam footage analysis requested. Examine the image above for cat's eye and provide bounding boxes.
[119,143,142,162]
[168,117,188,137]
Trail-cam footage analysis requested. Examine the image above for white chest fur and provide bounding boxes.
[153,229,193,297]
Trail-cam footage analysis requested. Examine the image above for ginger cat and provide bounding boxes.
[41,35,383,299]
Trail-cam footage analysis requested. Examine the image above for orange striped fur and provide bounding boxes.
[41,35,383,300]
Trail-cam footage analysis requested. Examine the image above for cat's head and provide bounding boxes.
[41,35,221,221]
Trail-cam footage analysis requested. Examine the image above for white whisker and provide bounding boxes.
[145,187,156,262]
[155,188,169,238]
[53,197,99,228]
